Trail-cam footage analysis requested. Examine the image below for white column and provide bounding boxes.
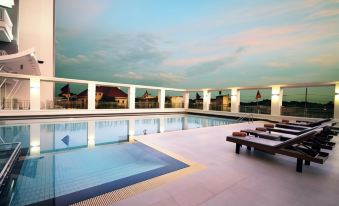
[88,82,96,110]
[128,119,135,141]
[231,88,240,113]
[183,91,189,109]
[271,86,283,116]
[87,121,96,148]
[334,83,339,119]
[203,90,211,111]
[128,86,136,110]
[158,88,166,110]
[30,123,41,155]
[30,77,40,110]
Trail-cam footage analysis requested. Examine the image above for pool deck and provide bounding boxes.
[112,121,339,206]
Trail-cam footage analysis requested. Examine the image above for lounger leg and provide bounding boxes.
[296,159,303,173]
[236,144,241,154]
[305,160,310,166]
[247,146,251,151]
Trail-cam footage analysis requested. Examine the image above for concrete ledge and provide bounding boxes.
[0,108,186,119]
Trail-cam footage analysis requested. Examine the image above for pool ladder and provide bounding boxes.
[237,113,254,123]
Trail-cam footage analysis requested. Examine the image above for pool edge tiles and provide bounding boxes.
[71,139,206,206]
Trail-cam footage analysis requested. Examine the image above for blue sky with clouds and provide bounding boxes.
[56,0,339,93]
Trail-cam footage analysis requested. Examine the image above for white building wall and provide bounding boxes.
[18,0,54,105]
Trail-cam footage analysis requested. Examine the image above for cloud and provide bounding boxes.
[58,53,88,65]
[113,71,185,84]
[307,54,339,66]
[114,72,144,80]
[184,46,248,76]
[56,1,339,88]
[57,33,168,71]
[306,8,339,20]
[266,62,290,68]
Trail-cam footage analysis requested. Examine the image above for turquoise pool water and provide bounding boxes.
[0,114,238,205]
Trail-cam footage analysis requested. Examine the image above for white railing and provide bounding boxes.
[0,72,338,119]
[0,7,13,42]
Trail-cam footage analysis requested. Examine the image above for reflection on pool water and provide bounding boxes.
[0,114,238,205]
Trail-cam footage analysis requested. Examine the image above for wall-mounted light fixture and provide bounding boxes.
[30,86,40,89]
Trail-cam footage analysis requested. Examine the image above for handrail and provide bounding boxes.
[237,113,254,123]
[0,142,21,192]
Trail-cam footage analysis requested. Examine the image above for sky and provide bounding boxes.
[55,0,339,102]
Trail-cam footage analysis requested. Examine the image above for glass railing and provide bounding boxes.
[165,103,184,108]
[189,103,203,109]
[135,102,159,109]
[239,105,271,114]
[96,101,128,109]
[209,104,231,112]
[0,99,30,110]
[41,99,88,109]
[281,107,334,118]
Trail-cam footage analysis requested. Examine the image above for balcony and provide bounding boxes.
[0,7,13,42]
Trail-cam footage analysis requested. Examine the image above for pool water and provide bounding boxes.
[0,114,238,205]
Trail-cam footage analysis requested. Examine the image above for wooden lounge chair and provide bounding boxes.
[275,123,310,131]
[226,130,329,173]
[242,126,336,150]
[287,118,331,127]
[265,126,314,135]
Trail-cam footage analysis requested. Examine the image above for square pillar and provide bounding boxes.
[231,88,240,113]
[203,90,211,111]
[271,85,283,116]
[128,86,136,110]
[158,88,166,109]
[88,82,96,110]
[183,91,189,109]
[30,77,40,110]
[334,83,339,119]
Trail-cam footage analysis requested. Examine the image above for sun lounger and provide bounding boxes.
[240,129,283,141]
[226,130,329,172]
[265,126,314,135]
[275,123,310,131]
[287,118,332,127]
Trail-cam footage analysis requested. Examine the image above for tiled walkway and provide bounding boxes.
[112,121,339,206]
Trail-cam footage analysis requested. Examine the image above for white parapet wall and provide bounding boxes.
[0,72,338,120]
[0,72,186,116]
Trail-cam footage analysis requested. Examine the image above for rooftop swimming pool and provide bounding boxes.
[0,114,239,205]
